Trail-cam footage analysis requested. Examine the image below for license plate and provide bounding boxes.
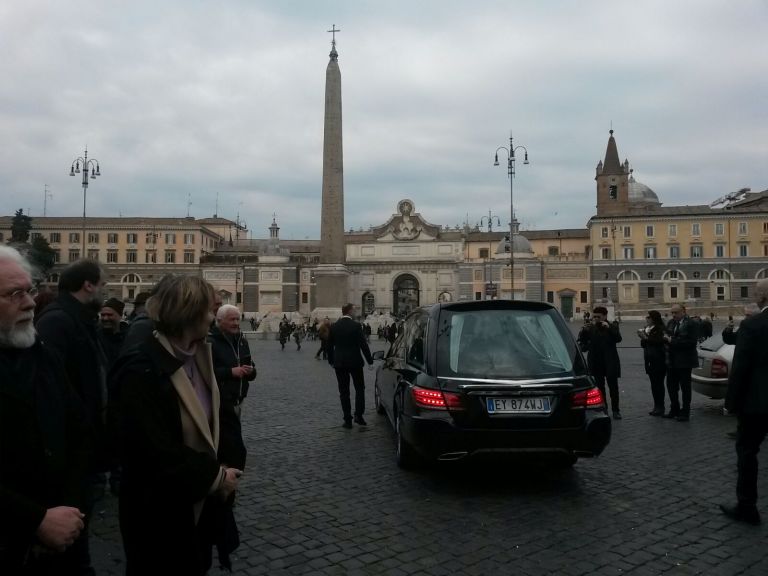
[486,396,551,414]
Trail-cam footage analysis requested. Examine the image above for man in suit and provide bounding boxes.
[577,306,623,419]
[721,279,768,525]
[663,304,699,421]
[328,303,373,428]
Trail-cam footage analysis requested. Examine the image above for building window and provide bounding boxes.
[647,287,655,299]
[693,271,701,279]
[714,223,724,236]
[693,287,701,298]
[763,221,768,234]
[738,222,748,235]
[474,292,481,301]
[715,245,725,258]
[87,233,99,244]
[623,285,633,300]
[479,248,489,259]
[548,246,559,256]
[716,286,726,301]
[183,251,195,263]
[165,251,176,263]
[622,247,634,259]
[609,185,617,199]
[30,232,41,241]
[50,232,61,243]
[690,245,703,258]
[601,227,609,239]
[184,233,195,245]
[764,245,768,257]
[715,270,727,280]
[670,286,678,299]
[546,291,554,303]
[302,292,309,304]
[646,225,654,237]
[580,291,587,303]
[600,247,611,259]
[107,233,118,244]
[739,244,748,257]
[669,245,680,258]
[165,233,176,245]
[87,249,99,260]
[126,250,138,263]
[601,287,609,299]
[145,251,157,264]
[668,270,679,280]
[68,249,80,262]
[691,223,701,236]
[647,272,654,280]
[52,250,60,263]
[146,232,158,245]
[622,226,631,238]
[473,269,483,281]
[644,246,657,259]
[741,286,749,298]
[69,232,80,244]
[106,250,118,263]
[668,224,677,237]
[127,233,138,244]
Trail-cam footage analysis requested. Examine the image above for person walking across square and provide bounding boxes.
[328,303,373,428]
[577,306,623,419]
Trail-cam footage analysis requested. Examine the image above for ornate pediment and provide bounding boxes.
[370,200,443,242]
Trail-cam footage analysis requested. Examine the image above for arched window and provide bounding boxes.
[662,269,687,281]
[46,272,60,284]
[438,291,453,303]
[616,270,640,281]
[708,269,732,281]
[757,269,767,280]
[121,273,142,284]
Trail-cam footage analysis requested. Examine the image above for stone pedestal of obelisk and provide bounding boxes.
[313,37,349,320]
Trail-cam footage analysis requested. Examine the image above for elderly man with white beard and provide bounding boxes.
[0,245,91,574]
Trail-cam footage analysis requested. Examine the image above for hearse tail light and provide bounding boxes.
[411,386,464,410]
[711,358,728,378]
[571,387,604,408]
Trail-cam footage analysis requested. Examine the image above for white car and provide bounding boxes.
[692,335,734,399]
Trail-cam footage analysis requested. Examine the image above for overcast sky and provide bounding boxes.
[1,1,766,239]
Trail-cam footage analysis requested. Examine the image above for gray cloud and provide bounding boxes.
[1,1,765,238]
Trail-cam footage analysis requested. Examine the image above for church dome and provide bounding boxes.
[628,174,660,205]
[495,234,534,255]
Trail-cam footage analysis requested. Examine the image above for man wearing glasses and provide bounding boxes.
[0,246,90,572]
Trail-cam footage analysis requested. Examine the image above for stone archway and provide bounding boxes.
[393,274,420,317]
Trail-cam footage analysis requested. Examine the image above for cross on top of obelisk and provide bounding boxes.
[327,24,340,59]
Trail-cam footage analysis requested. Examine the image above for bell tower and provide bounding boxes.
[595,130,630,216]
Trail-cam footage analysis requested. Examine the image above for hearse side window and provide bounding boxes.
[406,314,428,369]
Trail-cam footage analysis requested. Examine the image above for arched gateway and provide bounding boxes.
[393,274,420,317]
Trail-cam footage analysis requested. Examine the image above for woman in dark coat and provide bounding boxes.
[639,310,668,416]
[113,276,241,575]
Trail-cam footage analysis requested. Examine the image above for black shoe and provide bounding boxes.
[676,413,690,422]
[649,408,665,416]
[612,411,622,420]
[354,416,367,426]
[720,504,761,525]
[662,411,680,419]
[342,420,353,429]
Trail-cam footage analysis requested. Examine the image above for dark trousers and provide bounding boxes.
[666,367,692,415]
[316,340,327,359]
[736,414,768,510]
[334,366,365,421]
[593,374,619,412]
[648,371,666,410]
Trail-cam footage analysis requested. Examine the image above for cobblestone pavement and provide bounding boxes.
[90,321,768,575]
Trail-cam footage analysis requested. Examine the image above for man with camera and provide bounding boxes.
[577,306,623,419]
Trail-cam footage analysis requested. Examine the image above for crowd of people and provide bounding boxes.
[1,247,254,575]
[2,238,766,576]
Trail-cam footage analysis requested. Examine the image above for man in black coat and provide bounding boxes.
[328,303,374,428]
[721,279,768,525]
[577,306,623,419]
[0,246,90,574]
[35,259,108,574]
[663,304,699,421]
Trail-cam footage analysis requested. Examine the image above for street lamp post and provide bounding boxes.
[69,148,101,256]
[494,134,529,300]
[479,210,501,299]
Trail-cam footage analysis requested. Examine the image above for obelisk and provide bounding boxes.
[314,25,349,318]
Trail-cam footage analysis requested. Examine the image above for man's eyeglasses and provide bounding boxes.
[0,287,38,302]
